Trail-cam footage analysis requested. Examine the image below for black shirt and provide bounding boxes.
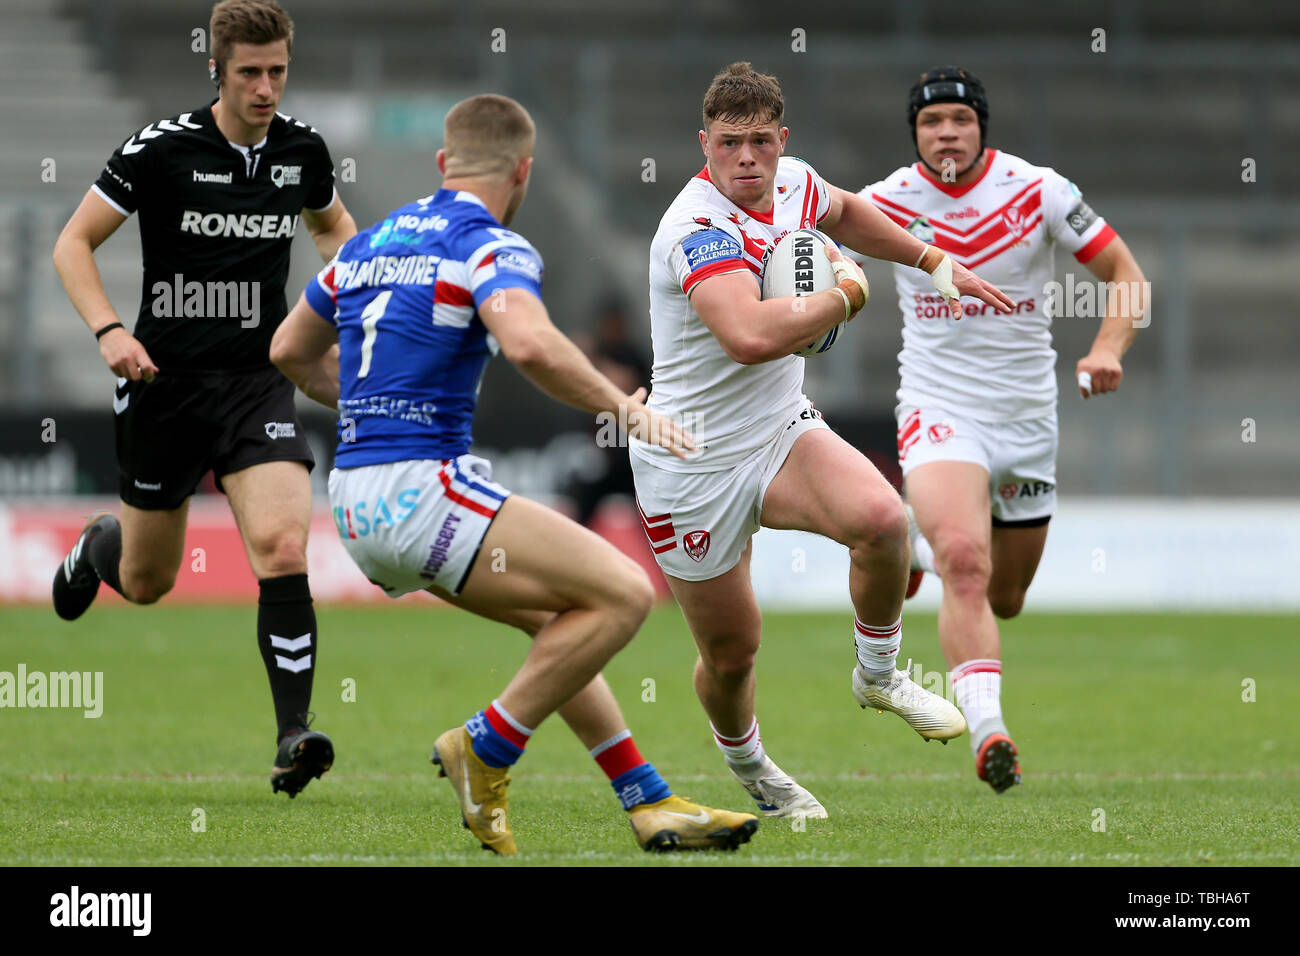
[92,101,336,372]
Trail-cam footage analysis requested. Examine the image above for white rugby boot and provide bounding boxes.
[728,756,828,819]
[852,658,967,742]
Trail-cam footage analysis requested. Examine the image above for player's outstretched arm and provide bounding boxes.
[1075,234,1147,399]
[820,184,1015,319]
[270,292,341,408]
[478,287,694,459]
[688,249,868,365]
[52,189,159,381]
[301,195,358,263]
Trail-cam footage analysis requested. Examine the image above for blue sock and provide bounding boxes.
[465,710,524,768]
[611,762,672,810]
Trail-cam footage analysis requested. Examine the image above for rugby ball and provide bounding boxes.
[760,228,845,357]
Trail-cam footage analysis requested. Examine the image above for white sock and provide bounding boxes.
[712,717,766,771]
[854,616,902,676]
[912,532,937,574]
[952,659,1005,752]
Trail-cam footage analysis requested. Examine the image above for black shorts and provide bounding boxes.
[114,366,314,510]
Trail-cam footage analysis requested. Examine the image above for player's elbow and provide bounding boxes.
[268,329,303,376]
[500,329,549,370]
[722,334,770,366]
[268,329,289,368]
[51,231,84,277]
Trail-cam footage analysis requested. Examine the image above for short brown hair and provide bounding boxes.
[210,0,294,73]
[443,94,536,178]
[702,62,784,128]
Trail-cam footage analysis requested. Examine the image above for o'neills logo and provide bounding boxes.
[943,206,980,220]
[792,234,816,294]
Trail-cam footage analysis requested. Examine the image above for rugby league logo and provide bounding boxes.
[270,164,301,188]
[264,421,295,439]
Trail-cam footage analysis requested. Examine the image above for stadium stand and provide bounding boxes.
[4,0,1296,494]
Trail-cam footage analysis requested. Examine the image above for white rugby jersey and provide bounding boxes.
[859,148,1116,421]
[633,156,831,472]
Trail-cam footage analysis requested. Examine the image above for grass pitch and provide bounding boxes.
[1,604,1296,866]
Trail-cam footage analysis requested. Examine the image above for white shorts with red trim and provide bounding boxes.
[328,455,510,597]
[630,397,830,582]
[895,404,1058,524]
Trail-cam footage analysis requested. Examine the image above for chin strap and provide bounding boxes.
[916,149,985,183]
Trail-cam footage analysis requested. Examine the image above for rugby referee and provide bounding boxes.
[50,0,356,798]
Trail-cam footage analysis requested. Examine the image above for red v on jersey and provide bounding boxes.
[695,165,821,231]
[873,176,1045,268]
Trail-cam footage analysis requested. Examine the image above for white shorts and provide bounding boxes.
[896,404,1058,525]
[327,456,510,597]
[630,397,830,581]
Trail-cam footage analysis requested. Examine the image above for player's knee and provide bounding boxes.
[249,532,307,577]
[626,571,656,622]
[121,569,176,605]
[606,565,655,632]
[934,536,991,594]
[515,610,556,638]
[844,493,908,554]
[699,646,757,681]
[989,589,1026,619]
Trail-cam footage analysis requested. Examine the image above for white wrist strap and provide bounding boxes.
[829,286,851,321]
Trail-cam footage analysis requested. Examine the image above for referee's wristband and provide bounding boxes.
[94,322,124,340]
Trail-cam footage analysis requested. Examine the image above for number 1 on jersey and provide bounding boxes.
[357,289,392,378]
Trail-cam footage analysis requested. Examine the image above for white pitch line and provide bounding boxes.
[14,769,1298,784]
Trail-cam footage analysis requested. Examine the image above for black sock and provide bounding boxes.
[256,573,317,738]
[87,520,124,596]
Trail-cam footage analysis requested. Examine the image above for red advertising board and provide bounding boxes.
[0,498,669,605]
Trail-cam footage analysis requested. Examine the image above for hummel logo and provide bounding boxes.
[662,808,711,825]
[269,633,312,653]
[273,653,312,674]
[461,760,482,815]
[121,114,201,155]
[113,377,130,415]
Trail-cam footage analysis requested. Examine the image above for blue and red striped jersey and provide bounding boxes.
[304,189,544,467]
